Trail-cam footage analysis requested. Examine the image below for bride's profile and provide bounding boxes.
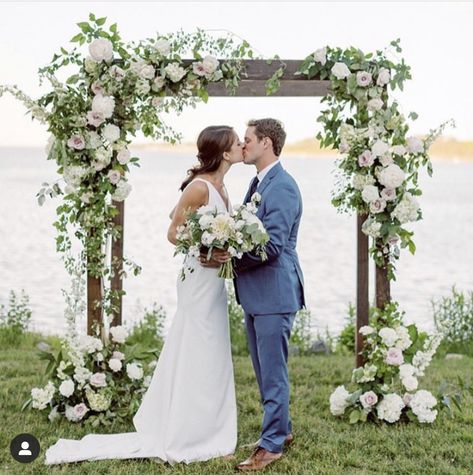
[45,125,244,465]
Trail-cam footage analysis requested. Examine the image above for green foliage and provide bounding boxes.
[336,302,356,354]
[291,307,314,354]
[0,289,32,346]
[227,283,249,356]
[126,302,167,354]
[433,287,473,357]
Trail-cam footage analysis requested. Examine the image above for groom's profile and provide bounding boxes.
[233,118,305,471]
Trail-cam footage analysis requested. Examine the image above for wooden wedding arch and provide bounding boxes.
[89,59,390,367]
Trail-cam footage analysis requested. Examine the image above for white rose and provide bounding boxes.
[399,364,416,379]
[112,351,125,360]
[356,71,372,87]
[102,124,120,143]
[369,198,387,214]
[378,164,405,189]
[360,390,378,409]
[89,38,113,62]
[381,187,396,202]
[117,149,131,165]
[92,94,115,119]
[313,47,327,66]
[154,38,171,56]
[108,358,122,372]
[108,169,121,185]
[367,98,384,111]
[139,64,156,80]
[377,68,391,86]
[371,140,389,157]
[331,62,351,80]
[59,379,75,398]
[361,185,379,203]
[87,111,105,128]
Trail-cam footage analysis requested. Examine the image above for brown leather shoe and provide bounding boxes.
[235,447,282,471]
[243,433,294,449]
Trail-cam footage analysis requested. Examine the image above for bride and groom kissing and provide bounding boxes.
[45,118,305,472]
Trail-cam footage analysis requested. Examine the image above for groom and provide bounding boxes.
[233,118,305,471]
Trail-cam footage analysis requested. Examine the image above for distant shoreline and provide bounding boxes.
[1,136,472,161]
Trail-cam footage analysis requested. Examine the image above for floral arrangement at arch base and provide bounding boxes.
[329,302,442,424]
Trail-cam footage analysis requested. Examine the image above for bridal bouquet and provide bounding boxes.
[175,192,269,279]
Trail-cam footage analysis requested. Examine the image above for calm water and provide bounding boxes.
[1,146,472,337]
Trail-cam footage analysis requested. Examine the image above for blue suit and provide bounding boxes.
[234,161,305,453]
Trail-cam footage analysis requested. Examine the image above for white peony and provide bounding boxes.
[59,379,75,397]
[202,55,219,75]
[371,139,389,157]
[379,327,398,347]
[89,38,113,62]
[329,385,351,416]
[331,62,351,80]
[110,325,127,343]
[108,358,122,372]
[377,393,404,423]
[164,63,186,82]
[102,124,120,143]
[402,375,418,392]
[90,372,107,388]
[359,325,376,336]
[361,185,379,204]
[378,164,405,189]
[92,94,115,119]
[313,47,327,65]
[126,362,143,380]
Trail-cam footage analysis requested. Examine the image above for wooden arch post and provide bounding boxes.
[103,59,389,367]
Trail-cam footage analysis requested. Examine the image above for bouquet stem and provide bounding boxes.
[218,260,234,279]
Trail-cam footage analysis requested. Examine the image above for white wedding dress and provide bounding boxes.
[45,178,237,465]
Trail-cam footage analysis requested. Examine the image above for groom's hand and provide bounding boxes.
[199,248,231,268]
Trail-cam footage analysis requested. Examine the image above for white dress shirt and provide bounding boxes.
[256,160,280,188]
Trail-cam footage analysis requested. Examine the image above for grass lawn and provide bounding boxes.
[1,331,472,475]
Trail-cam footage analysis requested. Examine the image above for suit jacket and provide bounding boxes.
[233,161,305,315]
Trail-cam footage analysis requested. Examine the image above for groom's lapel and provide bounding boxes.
[258,161,283,196]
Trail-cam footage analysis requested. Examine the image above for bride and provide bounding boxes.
[45,125,244,465]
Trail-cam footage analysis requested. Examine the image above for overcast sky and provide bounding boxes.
[0,1,471,146]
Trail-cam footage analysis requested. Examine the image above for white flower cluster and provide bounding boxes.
[31,381,55,410]
[407,389,438,423]
[391,192,420,224]
[329,385,351,415]
[377,393,405,423]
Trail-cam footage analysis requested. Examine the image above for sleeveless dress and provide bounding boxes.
[44,178,237,465]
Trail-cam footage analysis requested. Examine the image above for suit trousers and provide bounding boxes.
[244,312,296,453]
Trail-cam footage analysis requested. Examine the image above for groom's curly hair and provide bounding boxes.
[247,118,286,156]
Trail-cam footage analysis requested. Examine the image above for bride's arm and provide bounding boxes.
[167,181,208,245]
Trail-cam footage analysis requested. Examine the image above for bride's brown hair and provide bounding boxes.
[180,125,235,191]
